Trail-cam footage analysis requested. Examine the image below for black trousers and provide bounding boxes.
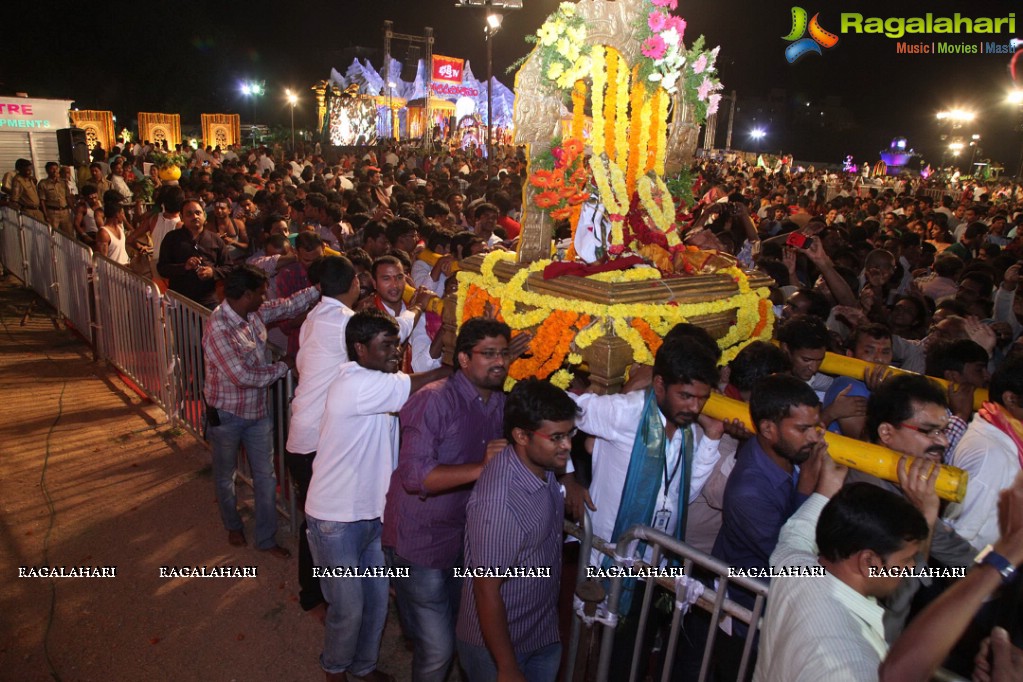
[284,449,324,611]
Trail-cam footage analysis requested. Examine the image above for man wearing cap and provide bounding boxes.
[38,162,73,235]
[10,159,45,222]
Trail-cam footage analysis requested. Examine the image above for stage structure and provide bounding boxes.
[201,114,242,149]
[138,113,181,149]
[69,110,116,152]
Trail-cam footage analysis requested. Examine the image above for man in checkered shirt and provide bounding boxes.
[203,264,319,557]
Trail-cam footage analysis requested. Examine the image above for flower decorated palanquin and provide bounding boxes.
[440,0,773,393]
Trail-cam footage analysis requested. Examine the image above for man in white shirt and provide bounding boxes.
[946,355,1023,551]
[561,333,729,677]
[754,460,933,682]
[284,256,360,616]
[305,310,447,682]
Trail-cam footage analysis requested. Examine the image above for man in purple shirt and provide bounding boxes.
[383,318,512,682]
[706,373,825,676]
[455,378,579,682]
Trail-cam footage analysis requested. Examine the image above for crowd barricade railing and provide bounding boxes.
[270,369,298,533]
[92,256,171,412]
[51,229,95,346]
[163,290,211,441]
[563,514,767,682]
[562,514,970,682]
[20,214,58,309]
[1,206,26,281]
[162,290,296,532]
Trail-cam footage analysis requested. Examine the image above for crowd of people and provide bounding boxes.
[5,137,1023,681]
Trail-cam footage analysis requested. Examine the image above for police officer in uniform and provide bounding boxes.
[38,162,73,235]
[10,159,45,223]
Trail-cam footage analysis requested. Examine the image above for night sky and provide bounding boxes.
[6,0,1021,171]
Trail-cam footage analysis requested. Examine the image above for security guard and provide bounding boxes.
[38,162,73,235]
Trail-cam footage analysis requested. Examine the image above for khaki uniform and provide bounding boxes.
[10,174,45,223]
[38,177,73,236]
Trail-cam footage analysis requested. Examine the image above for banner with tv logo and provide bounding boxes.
[432,55,465,84]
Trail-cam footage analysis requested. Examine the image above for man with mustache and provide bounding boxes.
[692,374,826,678]
[858,374,977,640]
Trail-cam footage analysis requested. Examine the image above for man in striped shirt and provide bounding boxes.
[456,379,579,682]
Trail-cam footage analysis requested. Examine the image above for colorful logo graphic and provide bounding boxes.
[783,7,839,63]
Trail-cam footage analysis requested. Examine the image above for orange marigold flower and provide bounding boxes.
[567,191,590,205]
[550,207,572,220]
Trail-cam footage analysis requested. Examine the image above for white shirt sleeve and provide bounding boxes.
[688,425,721,503]
[355,371,412,415]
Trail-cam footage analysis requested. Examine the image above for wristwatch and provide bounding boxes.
[974,545,1017,584]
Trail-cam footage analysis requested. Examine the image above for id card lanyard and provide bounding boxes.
[652,428,685,533]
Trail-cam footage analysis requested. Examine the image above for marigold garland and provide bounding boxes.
[604,50,618,160]
[614,52,630,167]
[590,45,607,157]
[637,173,675,233]
[655,89,669,175]
[571,80,587,141]
[455,253,775,386]
[627,69,645,194]
[646,88,660,174]
[638,94,653,178]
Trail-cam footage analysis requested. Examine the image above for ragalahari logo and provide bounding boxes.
[783,7,839,63]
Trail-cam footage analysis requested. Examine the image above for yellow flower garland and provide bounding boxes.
[454,253,775,385]
[655,88,669,176]
[604,50,618,160]
[637,173,675,233]
[571,81,587,141]
[638,95,653,179]
[588,154,628,246]
[590,46,606,157]
[614,52,629,168]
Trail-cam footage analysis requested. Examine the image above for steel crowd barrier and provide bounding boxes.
[1,206,26,281]
[21,215,59,309]
[93,255,171,411]
[52,229,95,344]
[562,513,968,682]
[2,206,297,533]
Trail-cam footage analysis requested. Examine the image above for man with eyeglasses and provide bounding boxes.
[859,373,977,640]
[382,317,513,682]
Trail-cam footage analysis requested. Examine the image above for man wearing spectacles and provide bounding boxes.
[382,318,513,682]
[861,373,977,640]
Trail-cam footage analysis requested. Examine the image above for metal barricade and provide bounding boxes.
[270,369,298,533]
[92,256,170,412]
[51,229,94,343]
[20,214,58,308]
[1,206,25,281]
[163,290,211,440]
[564,514,768,682]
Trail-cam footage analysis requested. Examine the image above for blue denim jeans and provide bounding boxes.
[206,411,278,550]
[390,552,463,682]
[456,640,561,682]
[306,516,388,676]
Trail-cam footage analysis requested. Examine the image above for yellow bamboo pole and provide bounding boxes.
[703,392,968,503]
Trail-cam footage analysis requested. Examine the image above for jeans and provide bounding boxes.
[206,411,278,550]
[284,449,324,610]
[390,552,463,682]
[456,641,561,682]
[306,516,388,676]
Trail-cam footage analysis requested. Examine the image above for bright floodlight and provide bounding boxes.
[241,84,252,95]
[751,128,766,140]
[287,92,298,105]
[949,142,964,152]
[487,12,503,29]
[937,109,975,122]
[1009,90,1023,105]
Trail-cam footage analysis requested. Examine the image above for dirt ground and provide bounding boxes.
[0,277,415,681]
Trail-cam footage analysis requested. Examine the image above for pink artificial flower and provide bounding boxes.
[552,146,567,169]
[697,77,713,101]
[651,0,678,10]
[648,11,667,33]
[641,35,667,60]
[707,93,721,116]
[692,54,708,74]
[665,16,686,39]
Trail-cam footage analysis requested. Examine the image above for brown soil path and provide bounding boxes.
[0,277,414,682]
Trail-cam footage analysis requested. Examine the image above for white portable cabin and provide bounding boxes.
[0,97,73,181]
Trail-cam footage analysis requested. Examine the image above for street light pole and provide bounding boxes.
[486,21,494,174]
[286,89,298,152]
